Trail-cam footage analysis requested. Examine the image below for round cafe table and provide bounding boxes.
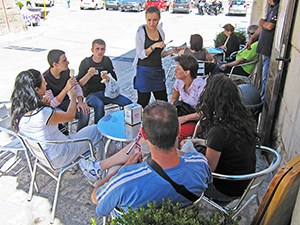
[97,110,141,159]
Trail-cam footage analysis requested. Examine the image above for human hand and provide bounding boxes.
[88,67,97,77]
[220,64,228,71]
[66,78,77,91]
[246,39,252,50]
[259,18,265,26]
[124,151,143,166]
[77,101,90,115]
[152,41,166,49]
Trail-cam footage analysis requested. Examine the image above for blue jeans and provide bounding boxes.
[260,54,270,100]
[86,91,132,123]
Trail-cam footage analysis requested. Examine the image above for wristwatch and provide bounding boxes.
[150,46,154,51]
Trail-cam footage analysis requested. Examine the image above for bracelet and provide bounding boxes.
[150,46,154,51]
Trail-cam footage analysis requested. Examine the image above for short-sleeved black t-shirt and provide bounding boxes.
[206,126,256,197]
[77,56,117,97]
[256,3,279,56]
[43,69,70,105]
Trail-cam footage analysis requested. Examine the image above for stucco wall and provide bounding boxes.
[275,2,300,162]
[0,0,27,36]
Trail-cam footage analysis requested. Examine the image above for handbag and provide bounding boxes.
[104,74,120,99]
[173,100,196,117]
[146,156,200,202]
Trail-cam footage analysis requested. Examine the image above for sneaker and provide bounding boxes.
[79,159,103,186]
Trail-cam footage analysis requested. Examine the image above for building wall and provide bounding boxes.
[0,0,27,36]
[275,2,300,163]
[250,1,300,163]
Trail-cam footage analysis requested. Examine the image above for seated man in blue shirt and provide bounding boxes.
[91,100,212,217]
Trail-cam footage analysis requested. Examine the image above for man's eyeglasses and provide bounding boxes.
[247,31,254,35]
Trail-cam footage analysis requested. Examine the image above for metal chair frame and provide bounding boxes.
[18,132,97,224]
[0,101,33,177]
[202,145,281,219]
[228,60,258,84]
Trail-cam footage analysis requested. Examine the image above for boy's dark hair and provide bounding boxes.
[47,49,65,67]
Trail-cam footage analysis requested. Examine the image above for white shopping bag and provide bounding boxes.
[104,74,120,99]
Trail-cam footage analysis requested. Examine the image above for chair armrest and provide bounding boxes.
[229,61,257,76]
[18,134,97,160]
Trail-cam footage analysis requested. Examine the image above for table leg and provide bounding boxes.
[103,138,111,160]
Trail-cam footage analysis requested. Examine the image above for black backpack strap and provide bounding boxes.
[146,157,199,202]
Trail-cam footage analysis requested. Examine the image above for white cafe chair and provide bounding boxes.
[18,132,98,224]
[0,101,33,177]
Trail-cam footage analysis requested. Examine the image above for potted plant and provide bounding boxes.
[110,199,240,225]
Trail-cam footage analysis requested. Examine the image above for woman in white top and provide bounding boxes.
[170,55,206,144]
[10,69,102,169]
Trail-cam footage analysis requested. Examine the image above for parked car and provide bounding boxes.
[80,0,104,10]
[34,0,54,7]
[106,0,121,10]
[120,0,146,12]
[228,0,247,16]
[145,0,168,11]
[170,0,192,13]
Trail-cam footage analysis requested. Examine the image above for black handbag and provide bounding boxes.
[173,100,196,117]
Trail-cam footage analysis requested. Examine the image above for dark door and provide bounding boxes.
[260,0,297,145]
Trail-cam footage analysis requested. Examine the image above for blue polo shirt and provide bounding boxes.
[95,151,212,216]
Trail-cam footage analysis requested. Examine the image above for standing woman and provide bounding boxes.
[10,69,103,179]
[133,6,177,108]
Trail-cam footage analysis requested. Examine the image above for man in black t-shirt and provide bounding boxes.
[77,39,132,123]
[43,49,90,132]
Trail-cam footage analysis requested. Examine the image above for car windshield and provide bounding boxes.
[174,0,189,3]
[232,0,245,5]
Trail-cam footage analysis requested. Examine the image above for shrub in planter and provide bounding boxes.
[214,31,246,48]
[111,199,240,225]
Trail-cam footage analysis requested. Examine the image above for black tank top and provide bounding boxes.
[138,26,163,67]
[184,48,206,61]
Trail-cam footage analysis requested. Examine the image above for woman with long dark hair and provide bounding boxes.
[187,74,257,202]
[11,69,104,185]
